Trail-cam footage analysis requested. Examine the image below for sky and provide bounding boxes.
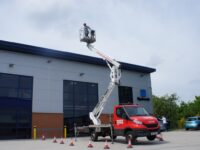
[0,0,200,102]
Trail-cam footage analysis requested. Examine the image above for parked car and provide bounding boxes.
[185,116,200,130]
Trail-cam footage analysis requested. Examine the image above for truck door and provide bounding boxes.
[113,107,128,130]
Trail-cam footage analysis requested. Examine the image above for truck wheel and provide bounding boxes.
[125,131,135,144]
[91,131,98,141]
[113,135,117,140]
[146,135,156,141]
[110,135,117,140]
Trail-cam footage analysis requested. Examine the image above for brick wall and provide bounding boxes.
[32,113,63,139]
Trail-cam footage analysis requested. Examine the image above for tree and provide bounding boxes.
[192,96,200,115]
[153,93,200,129]
[178,96,200,118]
[152,94,179,129]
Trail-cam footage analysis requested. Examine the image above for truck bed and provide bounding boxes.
[89,124,112,128]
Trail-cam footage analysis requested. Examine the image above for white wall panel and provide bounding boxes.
[0,50,154,114]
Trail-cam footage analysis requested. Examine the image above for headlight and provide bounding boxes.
[133,120,143,125]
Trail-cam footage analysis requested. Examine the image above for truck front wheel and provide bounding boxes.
[146,135,156,141]
[125,131,136,144]
[110,135,117,140]
[91,131,98,141]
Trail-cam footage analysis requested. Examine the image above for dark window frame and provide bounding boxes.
[118,86,133,105]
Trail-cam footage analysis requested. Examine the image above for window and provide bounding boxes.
[0,73,33,100]
[124,106,149,116]
[116,108,126,118]
[0,73,33,139]
[63,80,98,135]
[0,74,18,88]
[118,86,133,104]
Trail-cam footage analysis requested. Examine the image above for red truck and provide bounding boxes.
[89,104,160,143]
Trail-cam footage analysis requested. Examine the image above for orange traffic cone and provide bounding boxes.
[127,139,133,148]
[53,136,57,143]
[60,138,65,144]
[104,140,110,149]
[69,138,74,146]
[42,135,45,140]
[156,133,164,141]
[87,140,93,148]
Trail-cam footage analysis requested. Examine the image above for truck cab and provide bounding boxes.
[113,104,160,142]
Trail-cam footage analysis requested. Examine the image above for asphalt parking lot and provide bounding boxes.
[0,130,199,150]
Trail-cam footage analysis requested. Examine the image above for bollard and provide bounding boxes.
[33,126,37,140]
[64,126,67,138]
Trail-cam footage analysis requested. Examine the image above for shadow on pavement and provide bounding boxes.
[95,137,169,146]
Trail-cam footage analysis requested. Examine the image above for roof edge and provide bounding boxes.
[0,40,156,73]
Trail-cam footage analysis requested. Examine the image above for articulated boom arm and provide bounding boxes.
[87,44,120,68]
[87,44,121,125]
[79,24,121,125]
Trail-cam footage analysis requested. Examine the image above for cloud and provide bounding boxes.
[0,0,200,101]
[189,79,200,85]
[146,55,164,67]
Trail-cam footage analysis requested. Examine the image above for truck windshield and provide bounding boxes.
[124,106,150,116]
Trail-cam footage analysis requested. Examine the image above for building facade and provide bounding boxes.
[0,40,155,139]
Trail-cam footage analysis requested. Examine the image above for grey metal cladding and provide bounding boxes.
[0,40,156,73]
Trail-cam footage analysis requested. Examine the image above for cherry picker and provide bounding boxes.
[79,24,160,143]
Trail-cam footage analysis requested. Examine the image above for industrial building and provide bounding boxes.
[0,40,155,139]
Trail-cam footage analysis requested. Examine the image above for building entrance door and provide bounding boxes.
[0,98,32,139]
[0,73,33,139]
[63,80,98,136]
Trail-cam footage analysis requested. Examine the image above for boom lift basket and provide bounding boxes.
[79,27,96,44]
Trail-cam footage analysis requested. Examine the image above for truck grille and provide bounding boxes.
[144,123,158,128]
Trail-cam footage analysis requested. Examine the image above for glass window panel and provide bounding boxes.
[116,108,126,118]
[63,93,73,106]
[89,106,95,112]
[63,80,98,135]
[18,113,31,123]
[87,83,98,95]
[88,95,98,107]
[63,81,74,93]
[0,111,16,128]
[74,94,87,106]
[63,109,73,118]
[0,128,17,138]
[64,117,74,134]
[74,108,89,126]
[19,89,32,99]
[16,128,31,138]
[74,116,90,126]
[118,86,133,104]
[0,88,18,98]
[19,76,33,89]
[0,74,19,88]
[74,82,87,94]
[74,108,88,117]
